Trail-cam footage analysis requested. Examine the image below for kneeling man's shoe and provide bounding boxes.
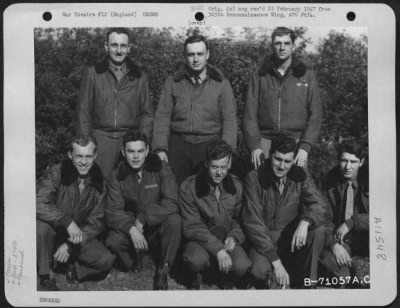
[65,264,78,283]
[131,251,143,273]
[153,263,169,290]
[39,278,59,291]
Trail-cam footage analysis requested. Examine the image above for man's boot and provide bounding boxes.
[153,262,169,290]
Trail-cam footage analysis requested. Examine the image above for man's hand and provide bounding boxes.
[291,220,310,252]
[67,221,83,244]
[134,219,144,234]
[129,226,148,251]
[216,249,232,274]
[53,243,70,263]
[332,243,352,267]
[251,149,264,169]
[335,223,349,245]
[157,151,168,162]
[294,149,308,167]
[224,237,236,253]
[272,259,290,287]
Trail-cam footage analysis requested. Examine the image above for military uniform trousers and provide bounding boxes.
[248,224,327,288]
[37,220,115,281]
[105,214,182,269]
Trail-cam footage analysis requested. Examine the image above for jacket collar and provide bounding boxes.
[95,57,142,79]
[117,152,162,181]
[258,159,306,190]
[173,64,224,82]
[258,56,307,78]
[194,167,237,198]
[60,160,103,193]
[322,165,369,191]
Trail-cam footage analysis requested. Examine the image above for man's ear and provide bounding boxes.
[360,158,365,167]
[67,151,72,160]
[206,50,210,61]
[104,41,109,53]
[121,147,126,158]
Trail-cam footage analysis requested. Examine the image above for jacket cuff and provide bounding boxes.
[121,221,135,235]
[344,218,354,231]
[58,215,73,228]
[136,213,146,225]
[208,240,225,256]
[248,139,261,152]
[298,142,311,153]
[266,250,280,262]
[299,216,315,229]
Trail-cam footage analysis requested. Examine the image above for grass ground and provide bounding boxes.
[47,254,219,291]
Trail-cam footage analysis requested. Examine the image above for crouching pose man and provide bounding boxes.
[36,135,114,291]
[320,139,369,287]
[179,139,251,289]
[242,137,332,289]
[105,130,182,290]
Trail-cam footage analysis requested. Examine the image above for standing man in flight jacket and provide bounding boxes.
[76,27,153,181]
[243,27,322,169]
[152,35,237,184]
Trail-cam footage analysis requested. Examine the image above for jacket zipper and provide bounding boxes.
[114,87,118,129]
[277,77,283,130]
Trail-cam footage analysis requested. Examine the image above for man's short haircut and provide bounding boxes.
[184,35,209,53]
[205,139,233,163]
[271,27,296,43]
[69,135,97,153]
[122,129,149,148]
[337,139,367,160]
[270,136,297,156]
[106,27,130,43]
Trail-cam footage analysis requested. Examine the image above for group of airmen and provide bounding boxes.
[37,27,369,291]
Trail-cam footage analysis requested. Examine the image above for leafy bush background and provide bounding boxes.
[35,27,368,182]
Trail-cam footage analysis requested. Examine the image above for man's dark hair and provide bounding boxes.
[270,136,297,155]
[271,27,296,43]
[184,35,209,53]
[69,135,97,153]
[337,139,367,160]
[106,27,130,43]
[205,139,233,162]
[122,130,149,148]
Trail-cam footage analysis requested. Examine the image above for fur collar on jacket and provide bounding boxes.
[116,152,162,181]
[95,57,142,79]
[258,56,307,78]
[60,160,103,193]
[173,64,224,82]
[322,165,369,190]
[258,159,307,190]
[195,167,237,198]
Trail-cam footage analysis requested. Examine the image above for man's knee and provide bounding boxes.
[249,256,272,281]
[183,242,210,272]
[96,248,116,271]
[163,214,182,233]
[105,231,130,252]
[37,220,55,241]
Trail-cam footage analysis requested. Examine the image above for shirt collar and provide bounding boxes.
[190,67,208,84]
[108,59,127,74]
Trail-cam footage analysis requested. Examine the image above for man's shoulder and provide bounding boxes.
[321,166,342,190]
[179,174,197,192]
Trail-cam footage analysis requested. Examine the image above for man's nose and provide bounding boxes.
[81,157,88,164]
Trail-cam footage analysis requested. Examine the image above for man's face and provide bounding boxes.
[68,142,97,176]
[185,41,209,73]
[207,156,231,185]
[339,152,364,181]
[104,32,130,65]
[271,150,295,179]
[272,34,295,62]
[122,140,149,171]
